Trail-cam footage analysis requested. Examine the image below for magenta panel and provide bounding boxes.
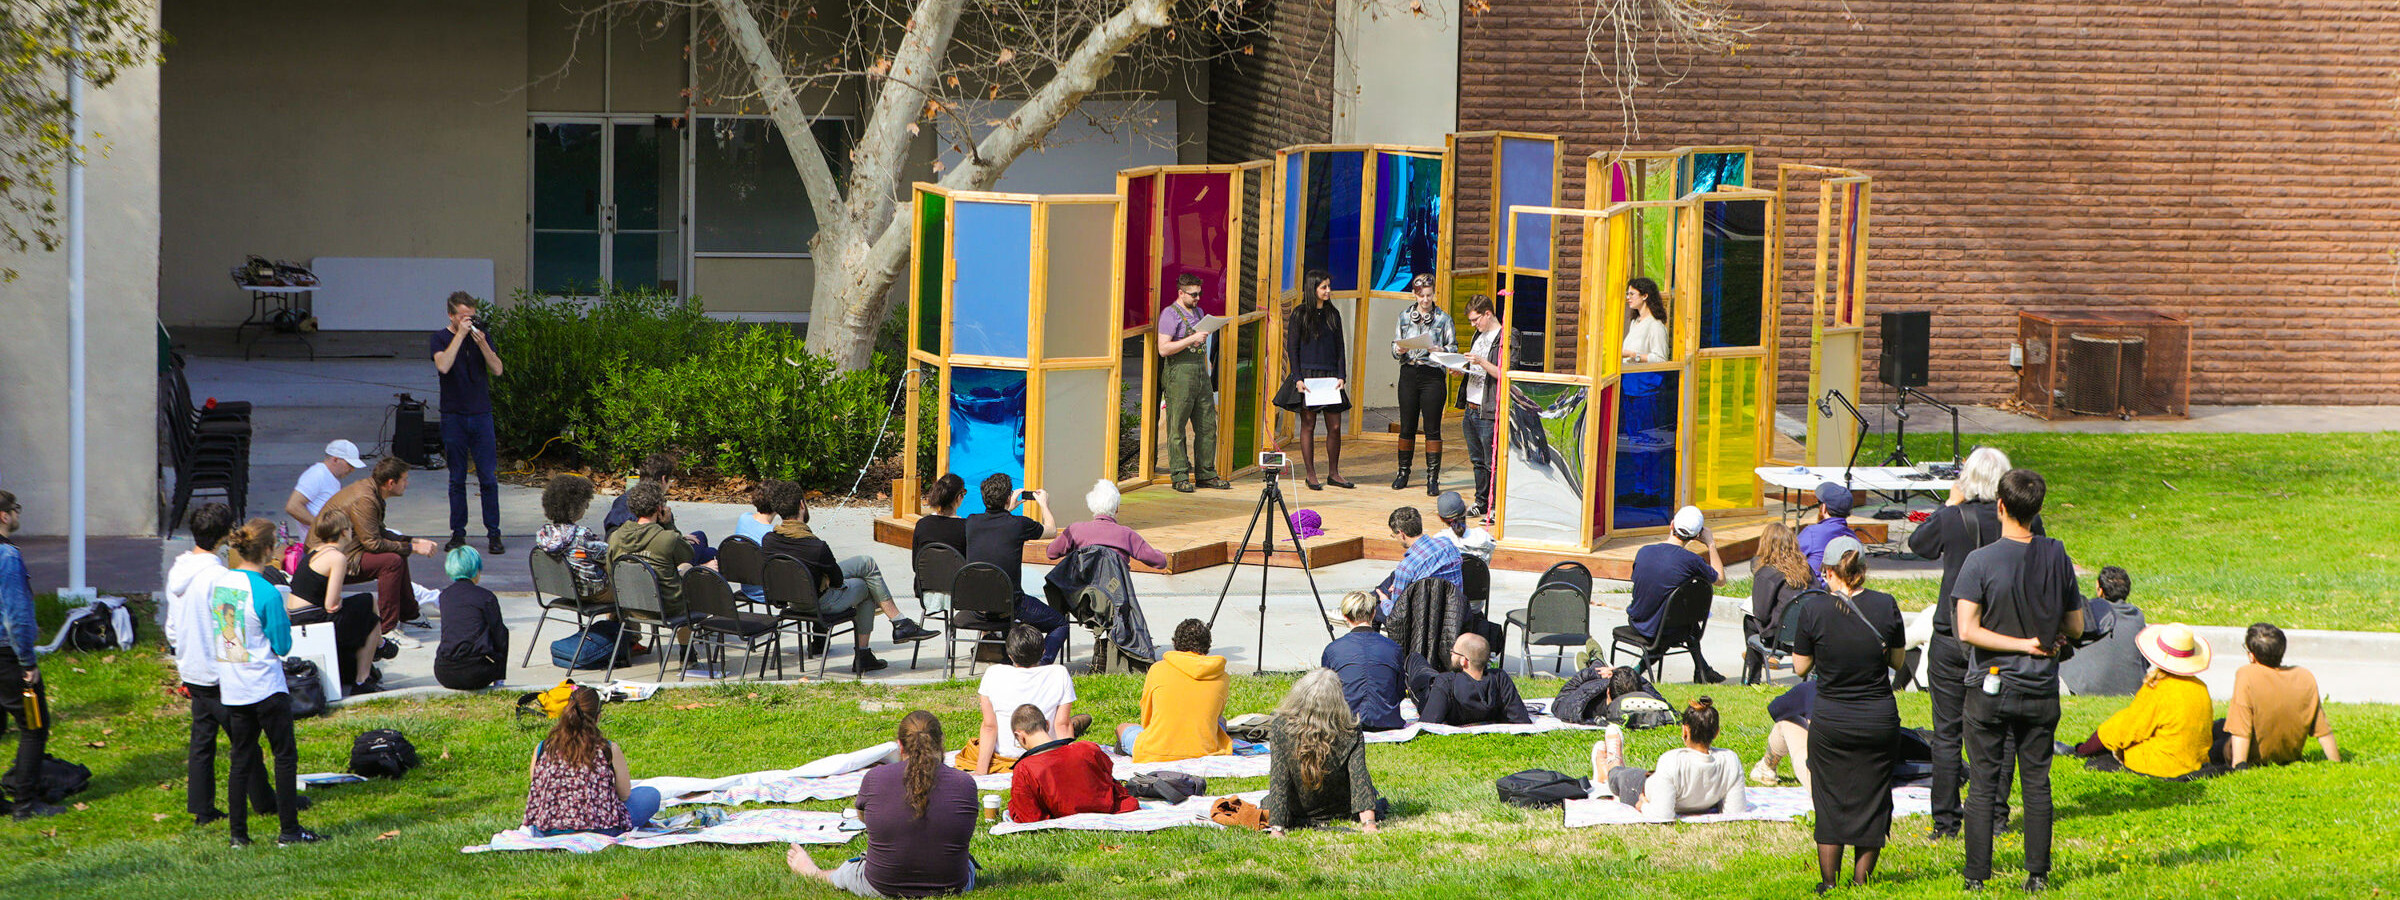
[1161,171,1234,316]
[1122,174,1156,329]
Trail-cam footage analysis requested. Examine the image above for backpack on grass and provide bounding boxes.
[551,620,632,670]
[349,729,422,779]
[1496,769,1591,807]
[37,755,92,804]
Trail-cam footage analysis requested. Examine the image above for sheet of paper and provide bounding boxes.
[1393,333,1435,351]
[1428,351,1470,371]
[1301,377,1343,407]
[1193,314,1231,334]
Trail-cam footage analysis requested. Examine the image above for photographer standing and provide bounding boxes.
[431,291,505,554]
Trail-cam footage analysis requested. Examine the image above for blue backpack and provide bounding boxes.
[550,620,631,670]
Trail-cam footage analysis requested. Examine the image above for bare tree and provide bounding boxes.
[0,0,161,282]
[1571,0,1763,136]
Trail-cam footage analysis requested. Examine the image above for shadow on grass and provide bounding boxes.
[2058,772,2206,817]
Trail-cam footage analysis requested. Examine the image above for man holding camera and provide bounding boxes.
[431,291,505,555]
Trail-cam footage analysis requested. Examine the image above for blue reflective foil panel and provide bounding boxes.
[1372,153,1444,292]
[1613,369,1681,530]
[1305,151,1366,291]
[949,201,1034,358]
[1500,381,1588,545]
[947,366,1028,516]
[1499,137,1554,271]
[1281,159,1304,293]
[1686,152,1747,194]
[1698,199,1767,349]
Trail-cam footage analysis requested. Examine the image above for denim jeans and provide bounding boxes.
[1462,406,1495,512]
[441,411,501,538]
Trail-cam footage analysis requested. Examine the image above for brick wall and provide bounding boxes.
[1458,0,2400,406]
[1207,0,1337,163]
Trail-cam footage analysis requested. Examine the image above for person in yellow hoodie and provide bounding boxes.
[2057,622,2214,778]
[1116,619,1233,763]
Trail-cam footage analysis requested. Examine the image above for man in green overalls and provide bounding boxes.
[1158,273,1233,493]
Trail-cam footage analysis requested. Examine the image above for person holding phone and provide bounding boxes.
[1275,270,1351,490]
[964,475,1071,663]
[430,291,505,555]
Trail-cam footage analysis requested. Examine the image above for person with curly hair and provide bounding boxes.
[789,710,979,896]
[1116,619,1233,763]
[1265,668,1382,834]
[534,474,612,602]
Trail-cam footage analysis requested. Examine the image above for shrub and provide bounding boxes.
[487,288,727,457]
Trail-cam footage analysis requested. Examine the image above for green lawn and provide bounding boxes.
[7,650,2395,899]
[1807,432,2400,632]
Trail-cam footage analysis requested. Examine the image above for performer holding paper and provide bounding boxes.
[1275,271,1354,490]
[1159,273,1233,493]
[1390,273,1457,497]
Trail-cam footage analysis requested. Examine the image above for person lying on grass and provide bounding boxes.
[790,710,979,897]
[1003,703,1136,824]
[1417,632,1530,727]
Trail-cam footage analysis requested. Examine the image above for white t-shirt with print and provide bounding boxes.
[208,569,289,706]
[978,663,1076,758]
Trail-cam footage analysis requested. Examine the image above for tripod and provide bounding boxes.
[1205,465,1335,674]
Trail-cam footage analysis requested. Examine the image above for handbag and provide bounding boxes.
[283,658,328,719]
[1209,796,1268,831]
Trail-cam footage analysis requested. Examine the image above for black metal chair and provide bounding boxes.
[763,553,860,679]
[1608,577,1717,682]
[607,557,697,683]
[945,562,1018,680]
[716,535,769,611]
[681,567,782,681]
[524,550,617,666]
[911,542,967,667]
[1535,560,1593,601]
[1504,583,1591,674]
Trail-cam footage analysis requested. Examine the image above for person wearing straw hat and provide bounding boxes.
[2056,623,2215,779]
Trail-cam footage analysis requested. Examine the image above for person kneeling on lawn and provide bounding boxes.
[1005,703,1136,823]
[2214,622,2340,768]
[1418,632,1530,727]
[2058,622,2214,778]
[1606,697,1749,822]
[1265,668,1383,834]
[523,685,660,836]
[790,710,979,897]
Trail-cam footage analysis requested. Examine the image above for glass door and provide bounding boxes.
[531,120,604,294]
[530,117,683,295]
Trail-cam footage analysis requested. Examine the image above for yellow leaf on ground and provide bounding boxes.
[378,830,401,840]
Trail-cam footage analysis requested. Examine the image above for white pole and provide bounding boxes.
[63,24,92,604]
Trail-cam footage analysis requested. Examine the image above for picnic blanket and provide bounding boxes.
[462,808,857,853]
[989,790,1270,836]
[1563,786,1933,827]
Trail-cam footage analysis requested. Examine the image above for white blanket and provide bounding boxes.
[462,808,857,853]
[989,790,1270,836]
[1563,785,1932,827]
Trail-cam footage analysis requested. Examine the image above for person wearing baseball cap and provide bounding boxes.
[2056,622,2215,779]
[284,439,367,529]
[1624,506,1729,683]
[1797,481,1859,578]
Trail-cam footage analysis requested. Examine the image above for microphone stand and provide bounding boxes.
[1817,389,1872,490]
[1899,386,1963,466]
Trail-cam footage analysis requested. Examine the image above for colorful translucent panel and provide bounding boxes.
[1499,138,1554,271]
[1043,202,1117,359]
[1232,319,1262,465]
[1501,380,1588,545]
[1684,152,1746,195]
[1689,356,1763,510]
[1163,172,1233,316]
[1449,271,1493,353]
[915,190,947,355]
[949,201,1033,358]
[1608,161,1631,204]
[1305,151,1366,291]
[1588,382,1618,540]
[1613,369,1680,530]
[1814,331,1862,467]
[948,366,1028,516]
[1039,368,1110,525]
[1698,199,1768,350]
[1372,153,1443,292]
[1507,274,1549,371]
[1123,174,1155,329]
[1280,160,1304,294]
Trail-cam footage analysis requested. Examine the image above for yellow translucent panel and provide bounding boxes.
[1691,355,1764,510]
[1813,332,1862,467]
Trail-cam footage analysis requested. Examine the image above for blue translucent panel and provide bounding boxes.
[1506,274,1549,372]
[1305,151,1365,291]
[1698,199,1767,349]
[949,201,1033,358]
[1614,370,1681,530]
[1281,160,1303,293]
[1685,152,1747,195]
[947,366,1028,516]
[1372,153,1443,292]
[1501,381,1588,545]
[1499,137,1554,271]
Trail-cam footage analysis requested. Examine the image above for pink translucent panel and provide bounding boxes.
[1123,174,1156,328]
[1162,172,1234,316]
[1838,182,1860,324]
[1609,162,1630,204]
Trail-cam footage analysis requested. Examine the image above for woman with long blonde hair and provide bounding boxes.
[1264,668,1383,834]
[1744,522,1815,684]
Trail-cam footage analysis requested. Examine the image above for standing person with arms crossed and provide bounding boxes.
[1157,273,1232,493]
[432,291,506,554]
[1906,446,2039,839]
[0,491,66,821]
[1952,469,2083,894]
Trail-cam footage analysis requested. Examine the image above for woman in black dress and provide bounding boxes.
[1790,535,1906,893]
[1275,271,1352,490]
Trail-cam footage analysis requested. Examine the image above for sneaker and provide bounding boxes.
[444,535,467,553]
[350,676,386,695]
[276,828,326,846]
[10,801,66,821]
[890,619,938,643]
[488,534,507,555]
[2023,876,2050,893]
[1069,713,1093,738]
[1926,825,1960,841]
[1961,879,1984,893]
[1748,760,1779,787]
[383,630,422,650]
[375,638,399,660]
[852,649,889,675]
[1198,478,1233,490]
[1172,480,1195,493]
[229,834,254,848]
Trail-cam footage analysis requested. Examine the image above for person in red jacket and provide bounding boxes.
[1005,704,1137,823]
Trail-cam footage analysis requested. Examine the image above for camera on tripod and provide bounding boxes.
[1257,451,1288,471]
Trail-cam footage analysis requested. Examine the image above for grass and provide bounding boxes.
[1796,431,2400,632]
[6,649,2397,899]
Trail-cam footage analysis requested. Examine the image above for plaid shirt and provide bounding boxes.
[1383,535,1464,616]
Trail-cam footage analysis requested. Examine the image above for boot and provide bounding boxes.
[1392,441,1415,490]
[1423,446,1443,497]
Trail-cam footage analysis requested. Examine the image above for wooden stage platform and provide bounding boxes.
[874,429,1886,580]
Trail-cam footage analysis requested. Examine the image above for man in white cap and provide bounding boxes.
[284,439,366,529]
[1623,505,1729,683]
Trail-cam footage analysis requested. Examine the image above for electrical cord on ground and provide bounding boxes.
[846,367,923,502]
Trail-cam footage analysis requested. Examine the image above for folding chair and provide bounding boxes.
[524,550,617,666]
[681,567,782,681]
[946,562,1017,680]
[764,553,860,679]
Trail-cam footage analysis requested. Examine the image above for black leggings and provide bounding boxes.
[1396,366,1446,440]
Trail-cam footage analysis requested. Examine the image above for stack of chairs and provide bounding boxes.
[160,352,251,532]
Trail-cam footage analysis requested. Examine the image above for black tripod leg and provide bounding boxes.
[1263,486,1336,640]
[1206,486,1274,630]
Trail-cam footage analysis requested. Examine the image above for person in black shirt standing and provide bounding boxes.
[1790,535,1906,892]
[1275,271,1352,491]
[962,474,1071,664]
[1952,469,2084,894]
[1906,446,2041,840]
[431,291,505,555]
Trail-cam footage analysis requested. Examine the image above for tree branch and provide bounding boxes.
[937,0,1171,191]
[846,0,970,239]
[705,0,845,230]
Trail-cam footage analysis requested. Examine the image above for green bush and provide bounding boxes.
[487,288,727,457]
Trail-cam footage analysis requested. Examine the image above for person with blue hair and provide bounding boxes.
[434,546,510,691]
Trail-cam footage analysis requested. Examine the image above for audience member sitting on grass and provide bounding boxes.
[167,502,275,827]
[964,474,1072,663]
[287,516,387,693]
[2213,622,2339,768]
[789,710,980,897]
[1266,669,1384,835]
[1046,479,1169,568]
[1797,481,1857,577]
[1320,590,1408,732]
[282,438,363,529]
[324,456,439,647]
[759,482,938,675]
[1418,633,1530,727]
[2059,622,2213,778]
[522,685,660,836]
[1744,522,1813,685]
[1605,697,1748,823]
[959,625,1084,774]
[433,547,510,691]
[1118,619,1233,763]
[1432,491,1496,563]
[1003,703,1136,824]
[1373,506,1463,618]
[535,474,614,603]
[2061,566,2148,697]
[215,519,321,846]
[1750,680,1817,791]
[1626,506,1729,684]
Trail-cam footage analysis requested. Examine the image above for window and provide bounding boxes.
[693,117,852,255]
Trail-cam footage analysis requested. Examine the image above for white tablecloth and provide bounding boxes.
[1754,465,1954,494]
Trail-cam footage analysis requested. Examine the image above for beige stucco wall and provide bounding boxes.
[0,38,162,537]
[160,0,531,326]
[1333,0,1459,145]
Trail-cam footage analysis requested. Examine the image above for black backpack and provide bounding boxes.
[1604,690,1681,731]
[1496,769,1591,807]
[37,755,91,804]
[349,729,422,779]
[551,620,632,670]
[67,615,120,651]
[1125,771,1207,804]
[283,658,327,719]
